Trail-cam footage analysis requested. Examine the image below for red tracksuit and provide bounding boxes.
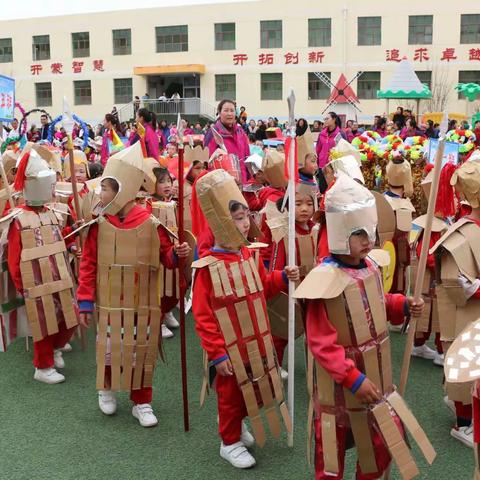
[192,246,286,445]
[77,204,177,404]
[7,205,77,369]
[306,257,406,479]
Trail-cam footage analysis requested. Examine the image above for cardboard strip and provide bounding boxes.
[122,266,135,308]
[18,211,41,230]
[363,273,387,337]
[348,411,378,474]
[27,277,73,298]
[133,308,149,389]
[19,259,36,289]
[306,399,314,466]
[217,261,233,296]
[164,266,173,298]
[248,257,264,292]
[380,337,393,392]
[199,350,210,407]
[387,391,436,465]
[39,224,55,243]
[215,307,237,346]
[96,308,108,390]
[264,404,282,438]
[253,297,268,334]
[149,221,161,267]
[321,412,339,474]
[59,289,78,329]
[263,333,276,369]
[146,310,161,365]
[143,364,154,387]
[109,267,122,308]
[98,221,116,265]
[153,267,162,307]
[242,259,258,294]
[279,401,292,433]
[20,229,37,249]
[307,349,314,397]
[38,211,53,226]
[362,345,382,392]
[315,361,335,406]
[136,221,152,264]
[227,344,249,384]
[208,263,224,298]
[122,310,135,391]
[235,301,255,338]
[110,310,122,390]
[344,284,372,345]
[325,297,351,345]
[114,228,137,265]
[297,235,315,275]
[230,262,246,297]
[137,265,149,309]
[372,402,419,479]
[97,265,110,307]
[25,298,42,341]
[240,382,266,447]
[38,257,58,336]
[20,241,66,262]
[416,297,431,333]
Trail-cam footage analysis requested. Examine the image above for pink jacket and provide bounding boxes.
[315,126,345,168]
[207,120,250,183]
[144,123,160,161]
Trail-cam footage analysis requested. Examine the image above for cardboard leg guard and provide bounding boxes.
[199,350,210,407]
[372,401,419,480]
[348,411,378,474]
[321,412,339,475]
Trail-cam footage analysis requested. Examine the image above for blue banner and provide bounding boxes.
[427,139,460,166]
[0,75,15,122]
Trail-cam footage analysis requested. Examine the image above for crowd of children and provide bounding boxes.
[2,98,480,479]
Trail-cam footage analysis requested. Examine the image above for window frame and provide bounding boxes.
[357,71,381,100]
[35,82,52,107]
[260,20,283,49]
[460,14,480,44]
[261,72,283,100]
[71,32,90,58]
[155,25,189,53]
[408,15,433,45]
[357,16,382,46]
[32,35,51,61]
[112,29,132,55]
[74,80,92,106]
[308,72,331,100]
[0,38,13,63]
[114,78,133,104]
[214,23,236,51]
[215,74,236,101]
[308,18,331,47]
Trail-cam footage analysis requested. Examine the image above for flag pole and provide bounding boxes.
[286,89,296,447]
[177,113,190,432]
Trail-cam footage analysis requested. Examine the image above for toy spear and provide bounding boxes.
[62,97,86,350]
[176,112,190,432]
[383,113,448,479]
[286,88,297,447]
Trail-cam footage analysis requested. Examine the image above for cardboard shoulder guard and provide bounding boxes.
[372,191,396,245]
[264,200,288,243]
[294,265,351,300]
[412,214,448,233]
[191,255,219,269]
[151,200,178,234]
[367,248,391,268]
[384,195,415,232]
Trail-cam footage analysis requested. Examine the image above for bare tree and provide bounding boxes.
[425,66,453,112]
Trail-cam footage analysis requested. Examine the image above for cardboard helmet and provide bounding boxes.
[325,173,377,255]
[262,149,287,189]
[386,155,413,197]
[450,160,480,208]
[101,142,146,215]
[325,139,365,184]
[195,169,249,250]
[63,149,90,180]
[296,127,316,169]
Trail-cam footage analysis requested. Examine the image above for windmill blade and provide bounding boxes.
[346,96,362,112]
[322,100,337,115]
[345,71,363,89]
[313,72,336,90]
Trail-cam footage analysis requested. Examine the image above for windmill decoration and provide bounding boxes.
[314,72,363,114]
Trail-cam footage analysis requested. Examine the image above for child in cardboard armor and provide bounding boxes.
[295,173,435,479]
[77,142,190,427]
[191,168,299,469]
[4,146,79,384]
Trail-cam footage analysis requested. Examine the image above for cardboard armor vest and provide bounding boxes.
[17,209,79,342]
[95,214,163,391]
[430,217,480,405]
[192,252,292,447]
[264,199,318,339]
[294,259,435,476]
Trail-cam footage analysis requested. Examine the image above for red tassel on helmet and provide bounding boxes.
[435,162,458,218]
[13,152,30,192]
[423,163,434,175]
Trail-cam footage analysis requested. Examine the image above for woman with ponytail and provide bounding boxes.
[101,113,123,166]
[136,108,160,161]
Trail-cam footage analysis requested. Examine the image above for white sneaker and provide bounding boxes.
[451,425,474,448]
[60,342,73,353]
[161,324,174,338]
[280,368,288,381]
[34,367,65,384]
[132,403,158,427]
[240,421,255,447]
[411,344,436,360]
[433,353,444,366]
[220,441,256,469]
[98,390,117,415]
[443,395,456,415]
[164,311,180,329]
[54,350,65,369]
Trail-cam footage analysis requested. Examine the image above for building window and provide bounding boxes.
[415,70,432,90]
[358,17,381,46]
[35,82,52,107]
[32,35,50,61]
[260,20,282,48]
[460,14,480,44]
[308,18,331,47]
[261,73,282,100]
[458,71,480,99]
[0,38,13,63]
[114,78,133,104]
[155,25,188,53]
[112,29,132,55]
[215,23,235,50]
[308,72,331,100]
[357,72,380,100]
[215,74,236,101]
[72,32,90,58]
[74,80,92,105]
[408,15,433,44]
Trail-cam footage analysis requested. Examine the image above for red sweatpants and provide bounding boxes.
[272,335,288,365]
[314,417,392,480]
[33,322,76,369]
[103,366,152,405]
[216,373,247,445]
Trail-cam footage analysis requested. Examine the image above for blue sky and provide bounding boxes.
[0,0,241,20]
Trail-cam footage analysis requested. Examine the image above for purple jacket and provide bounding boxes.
[144,123,160,160]
[206,120,250,183]
[315,126,346,168]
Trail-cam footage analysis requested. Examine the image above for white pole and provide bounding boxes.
[286,89,296,447]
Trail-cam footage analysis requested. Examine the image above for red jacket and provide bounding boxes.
[77,204,176,306]
[306,258,406,390]
[192,246,286,362]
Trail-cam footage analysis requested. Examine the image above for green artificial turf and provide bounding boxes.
[0,318,473,479]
